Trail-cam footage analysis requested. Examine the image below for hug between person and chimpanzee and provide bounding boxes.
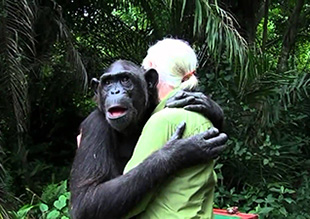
[70,39,227,219]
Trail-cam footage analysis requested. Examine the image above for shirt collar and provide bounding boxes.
[152,87,181,115]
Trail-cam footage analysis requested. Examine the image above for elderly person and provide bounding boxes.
[124,38,219,218]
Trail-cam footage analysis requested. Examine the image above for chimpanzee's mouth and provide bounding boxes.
[107,106,128,119]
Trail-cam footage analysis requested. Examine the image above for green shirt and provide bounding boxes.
[124,89,216,219]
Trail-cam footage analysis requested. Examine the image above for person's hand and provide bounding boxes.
[166,90,224,131]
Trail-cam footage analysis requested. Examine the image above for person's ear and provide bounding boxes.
[144,69,158,89]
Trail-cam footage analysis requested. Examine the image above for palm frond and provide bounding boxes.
[73,5,152,68]
[114,0,168,40]
[165,0,247,69]
[0,0,35,151]
[0,141,10,219]
[52,1,88,90]
[241,67,309,132]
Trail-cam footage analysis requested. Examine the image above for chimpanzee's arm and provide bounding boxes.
[166,90,224,131]
[70,118,227,219]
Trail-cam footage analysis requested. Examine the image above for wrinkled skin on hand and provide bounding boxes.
[165,122,228,167]
[166,90,224,131]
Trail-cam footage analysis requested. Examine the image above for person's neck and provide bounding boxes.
[158,82,174,101]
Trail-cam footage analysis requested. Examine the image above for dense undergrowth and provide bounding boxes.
[1,0,309,218]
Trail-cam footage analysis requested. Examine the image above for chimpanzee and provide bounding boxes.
[70,60,227,219]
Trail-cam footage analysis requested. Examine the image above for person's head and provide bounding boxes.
[142,38,198,100]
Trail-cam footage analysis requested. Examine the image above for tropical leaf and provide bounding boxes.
[114,0,248,71]
[0,0,35,152]
[0,143,10,219]
[67,2,153,69]
[52,0,88,90]
[165,0,247,69]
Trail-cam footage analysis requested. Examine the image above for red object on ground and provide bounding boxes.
[214,209,258,219]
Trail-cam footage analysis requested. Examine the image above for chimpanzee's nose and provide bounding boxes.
[111,89,120,95]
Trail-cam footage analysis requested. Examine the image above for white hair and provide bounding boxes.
[142,38,198,89]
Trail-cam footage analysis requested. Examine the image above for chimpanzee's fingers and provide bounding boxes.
[181,91,207,99]
[209,145,227,158]
[186,99,206,105]
[183,104,206,113]
[170,90,187,100]
[166,91,185,105]
[174,91,196,99]
[203,133,228,149]
[188,127,219,147]
[166,96,195,108]
[183,99,209,108]
[170,121,186,141]
[201,127,219,140]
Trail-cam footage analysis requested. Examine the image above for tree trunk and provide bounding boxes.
[277,0,305,72]
[261,0,270,52]
[220,0,264,44]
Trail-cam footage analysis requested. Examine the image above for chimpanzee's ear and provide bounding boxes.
[144,69,158,89]
[91,78,100,94]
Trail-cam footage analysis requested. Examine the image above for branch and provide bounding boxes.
[261,0,270,52]
[277,0,305,72]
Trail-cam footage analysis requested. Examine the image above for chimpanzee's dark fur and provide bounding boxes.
[70,60,160,218]
[70,60,227,219]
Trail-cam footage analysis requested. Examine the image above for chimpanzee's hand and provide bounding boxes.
[166,90,224,131]
[165,122,228,168]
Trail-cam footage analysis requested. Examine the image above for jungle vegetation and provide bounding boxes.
[0,0,309,218]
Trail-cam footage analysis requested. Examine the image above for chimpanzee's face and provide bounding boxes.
[92,60,158,133]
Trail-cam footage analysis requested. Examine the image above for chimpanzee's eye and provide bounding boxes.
[121,76,131,85]
[103,79,111,85]
[122,76,129,82]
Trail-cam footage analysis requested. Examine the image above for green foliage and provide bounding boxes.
[0,0,309,218]
[215,169,310,218]
[200,4,310,214]
[214,180,297,218]
[10,181,70,219]
[165,0,247,67]
[206,48,310,217]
